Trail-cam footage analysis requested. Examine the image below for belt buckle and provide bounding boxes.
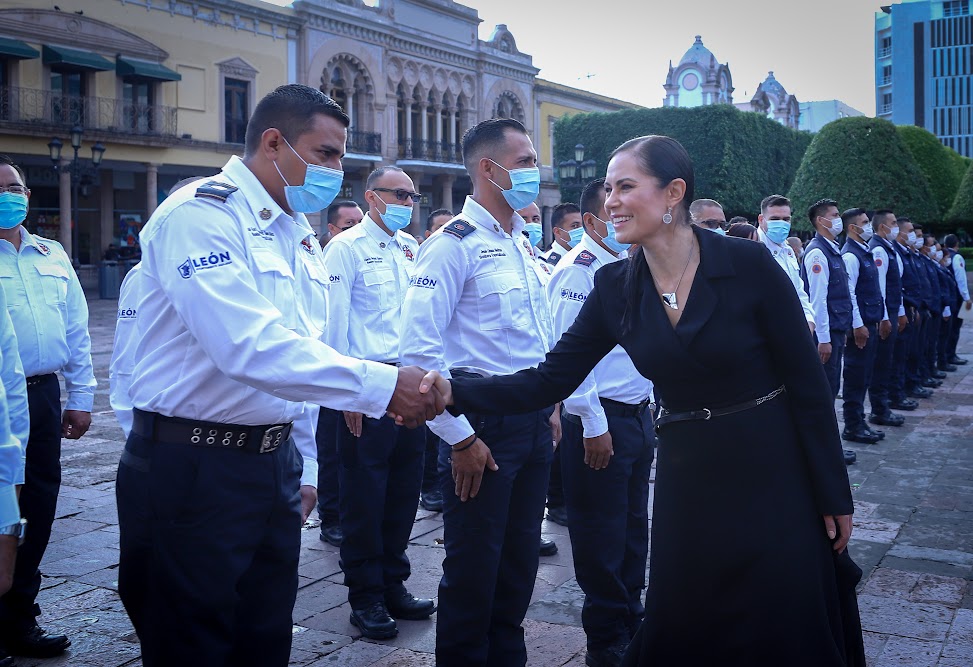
[260,425,286,454]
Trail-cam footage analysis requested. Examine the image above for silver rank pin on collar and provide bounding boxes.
[259,208,272,220]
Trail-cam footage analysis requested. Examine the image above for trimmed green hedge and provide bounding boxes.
[553,105,812,218]
[788,117,938,231]
[898,125,963,217]
[947,162,973,224]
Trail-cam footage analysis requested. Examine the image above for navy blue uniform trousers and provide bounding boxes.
[924,313,942,377]
[116,432,303,667]
[337,415,424,609]
[892,311,918,399]
[560,409,653,650]
[436,409,553,667]
[908,310,930,385]
[0,374,61,628]
[421,426,440,496]
[868,325,898,418]
[842,323,879,428]
[820,330,847,399]
[316,407,341,527]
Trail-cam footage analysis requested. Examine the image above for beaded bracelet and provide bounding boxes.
[451,434,477,452]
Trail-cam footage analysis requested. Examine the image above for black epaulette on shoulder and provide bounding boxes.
[442,219,476,240]
[545,252,561,266]
[195,181,239,203]
[574,250,597,267]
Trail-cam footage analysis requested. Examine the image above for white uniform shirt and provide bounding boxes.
[110,263,141,437]
[129,156,399,487]
[0,229,96,411]
[520,233,553,286]
[399,196,554,446]
[951,251,970,301]
[841,239,889,328]
[803,237,841,344]
[871,240,907,318]
[322,214,418,362]
[539,243,569,268]
[548,233,653,437]
[757,228,815,324]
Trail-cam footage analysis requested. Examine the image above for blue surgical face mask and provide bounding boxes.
[489,160,540,210]
[594,216,630,254]
[0,192,27,230]
[523,222,543,248]
[713,227,727,236]
[374,196,413,232]
[274,137,344,213]
[567,226,585,248]
[765,220,791,245]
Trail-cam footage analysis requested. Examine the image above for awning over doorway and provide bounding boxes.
[116,57,181,82]
[0,37,39,60]
[42,45,113,71]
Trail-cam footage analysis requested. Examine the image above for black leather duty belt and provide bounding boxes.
[654,386,786,433]
[132,409,293,454]
[562,397,654,425]
[26,374,55,388]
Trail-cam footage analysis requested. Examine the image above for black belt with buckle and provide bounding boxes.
[654,386,786,433]
[26,374,55,388]
[562,397,655,425]
[132,409,293,454]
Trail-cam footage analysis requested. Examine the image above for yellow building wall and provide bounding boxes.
[538,101,590,166]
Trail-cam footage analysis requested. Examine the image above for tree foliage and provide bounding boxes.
[788,117,938,230]
[897,125,963,217]
[553,105,812,218]
[947,161,973,225]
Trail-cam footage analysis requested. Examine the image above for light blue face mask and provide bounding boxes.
[523,222,543,248]
[766,220,791,245]
[712,227,726,236]
[376,198,413,232]
[593,216,630,254]
[567,226,585,248]
[274,137,344,213]
[0,192,27,230]
[489,160,540,211]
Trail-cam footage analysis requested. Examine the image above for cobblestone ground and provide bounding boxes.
[14,298,973,666]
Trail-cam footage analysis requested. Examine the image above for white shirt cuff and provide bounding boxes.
[358,362,399,420]
[580,409,610,439]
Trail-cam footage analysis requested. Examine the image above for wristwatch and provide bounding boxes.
[0,518,26,546]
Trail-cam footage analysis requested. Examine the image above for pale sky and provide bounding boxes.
[274,0,883,115]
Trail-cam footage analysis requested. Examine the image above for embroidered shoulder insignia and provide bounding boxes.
[442,219,476,240]
[36,242,51,256]
[574,250,597,267]
[195,181,239,203]
[545,252,561,266]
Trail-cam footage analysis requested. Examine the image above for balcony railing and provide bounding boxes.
[880,104,893,115]
[397,138,461,164]
[878,47,892,59]
[0,86,177,138]
[347,129,382,155]
[880,77,892,86]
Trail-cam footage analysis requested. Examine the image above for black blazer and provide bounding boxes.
[450,226,853,517]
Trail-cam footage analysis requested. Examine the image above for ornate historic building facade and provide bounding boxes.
[735,71,801,130]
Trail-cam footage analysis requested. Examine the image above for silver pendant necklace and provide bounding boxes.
[658,236,695,311]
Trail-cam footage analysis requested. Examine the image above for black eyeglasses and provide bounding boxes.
[372,188,421,203]
[698,219,725,230]
[0,185,29,195]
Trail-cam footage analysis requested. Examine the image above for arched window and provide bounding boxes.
[492,91,525,124]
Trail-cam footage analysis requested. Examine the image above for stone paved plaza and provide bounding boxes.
[13,298,973,666]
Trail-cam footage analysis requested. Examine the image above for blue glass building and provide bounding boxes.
[877,0,973,156]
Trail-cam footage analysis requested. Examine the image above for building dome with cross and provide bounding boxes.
[663,36,734,108]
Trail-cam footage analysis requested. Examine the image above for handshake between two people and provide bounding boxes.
[386,368,497,502]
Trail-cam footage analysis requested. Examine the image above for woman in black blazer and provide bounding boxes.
[419,135,864,666]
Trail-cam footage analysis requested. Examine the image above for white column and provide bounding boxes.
[146,163,159,218]
[345,87,355,128]
[99,169,114,255]
[404,101,413,157]
[440,174,455,211]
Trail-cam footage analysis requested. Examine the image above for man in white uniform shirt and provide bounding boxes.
[322,166,434,639]
[399,117,555,667]
[547,177,655,667]
[115,85,443,666]
[756,195,815,333]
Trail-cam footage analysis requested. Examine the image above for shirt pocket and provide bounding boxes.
[475,271,527,331]
[250,249,297,328]
[35,263,70,305]
[300,258,330,339]
[361,268,395,311]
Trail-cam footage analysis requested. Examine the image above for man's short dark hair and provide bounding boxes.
[580,178,606,218]
[366,165,405,190]
[244,84,349,157]
[728,216,749,225]
[688,198,722,221]
[841,208,866,224]
[0,155,26,184]
[327,200,360,225]
[898,217,912,224]
[427,208,453,228]
[551,202,581,229]
[945,233,959,248]
[461,117,528,174]
[760,194,790,214]
[873,209,894,226]
[807,198,839,224]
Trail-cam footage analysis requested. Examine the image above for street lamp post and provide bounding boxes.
[48,126,106,264]
[557,142,597,194]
